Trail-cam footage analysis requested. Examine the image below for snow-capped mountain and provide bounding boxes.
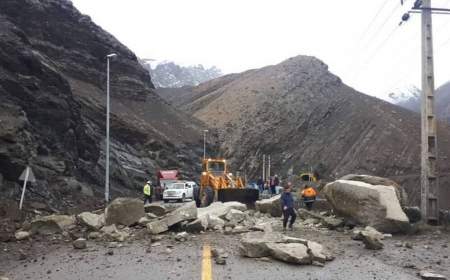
[388,85,420,113]
[140,59,222,88]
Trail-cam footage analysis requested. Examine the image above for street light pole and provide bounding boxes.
[203,129,209,159]
[105,53,117,203]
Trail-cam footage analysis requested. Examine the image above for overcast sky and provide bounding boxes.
[71,0,450,100]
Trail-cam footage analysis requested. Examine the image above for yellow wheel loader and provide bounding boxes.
[199,158,259,206]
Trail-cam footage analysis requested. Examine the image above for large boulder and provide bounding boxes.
[105,198,145,226]
[323,179,410,233]
[101,224,130,242]
[207,215,225,230]
[255,195,282,217]
[266,243,311,265]
[198,201,247,219]
[339,174,408,206]
[30,215,76,235]
[144,204,166,217]
[239,232,331,265]
[77,212,104,230]
[164,201,197,227]
[146,219,169,235]
[225,209,246,224]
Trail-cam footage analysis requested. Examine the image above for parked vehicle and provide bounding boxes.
[155,170,179,200]
[163,181,197,203]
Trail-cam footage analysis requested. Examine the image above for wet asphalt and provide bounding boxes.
[2,228,439,280]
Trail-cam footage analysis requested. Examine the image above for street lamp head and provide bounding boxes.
[106,53,117,58]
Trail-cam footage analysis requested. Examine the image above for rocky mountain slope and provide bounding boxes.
[175,56,450,206]
[0,0,205,211]
[391,82,450,122]
[140,59,222,88]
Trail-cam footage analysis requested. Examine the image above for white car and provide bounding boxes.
[163,181,196,203]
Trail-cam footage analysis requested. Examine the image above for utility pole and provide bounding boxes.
[400,0,450,223]
[203,129,209,159]
[105,53,117,204]
[262,154,266,182]
[267,155,271,180]
[420,0,439,223]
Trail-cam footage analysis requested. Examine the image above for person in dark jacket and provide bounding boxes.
[257,177,264,193]
[280,182,296,231]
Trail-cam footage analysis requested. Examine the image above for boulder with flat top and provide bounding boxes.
[323,177,410,233]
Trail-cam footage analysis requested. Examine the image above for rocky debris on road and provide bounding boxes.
[239,231,333,265]
[197,202,247,219]
[174,232,189,242]
[323,176,410,233]
[73,238,87,249]
[14,230,31,241]
[144,204,167,217]
[186,218,208,233]
[77,212,104,230]
[255,195,282,217]
[298,209,344,230]
[30,215,76,235]
[212,247,228,265]
[105,198,145,226]
[419,271,448,280]
[146,202,197,235]
[101,224,130,242]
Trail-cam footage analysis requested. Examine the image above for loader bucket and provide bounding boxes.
[217,188,259,205]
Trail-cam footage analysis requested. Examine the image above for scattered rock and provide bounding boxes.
[174,232,189,242]
[322,216,345,229]
[88,232,101,240]
[225,209,246,224]
[419,271,447,280]
[146,219,169,235]
[323,178,410,233]
[105,198,145,226]
[165,201,197,227]
[15,231,31,240]
[138,216,152,226]
[18,249,27,260]
[144,204,167,217]
[255,195,282,217]
[266,243,311,264]
[215,256,226,265]
[101,224,130,242]
[77,212,104,230]
[30,215,76,235]
[360,229,384,250]
[207,215,225,230]
[73,238,87,249]
[106,249,114,256]
[186,217,208,233]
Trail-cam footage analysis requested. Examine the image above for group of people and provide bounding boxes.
[143,176,319,232]
[256,175,280,195]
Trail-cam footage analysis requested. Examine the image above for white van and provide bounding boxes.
[163,181,197,203]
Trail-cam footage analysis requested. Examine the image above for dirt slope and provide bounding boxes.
[172,56,450,206]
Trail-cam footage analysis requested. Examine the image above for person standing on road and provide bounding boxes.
[257,177,264,194]
[143,180,152,205]
[301,184,317,211]
[281,182,296,232]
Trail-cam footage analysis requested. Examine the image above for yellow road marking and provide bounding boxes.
[201,244,212,280]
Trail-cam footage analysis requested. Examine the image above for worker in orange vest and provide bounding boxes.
[301,184,317,211]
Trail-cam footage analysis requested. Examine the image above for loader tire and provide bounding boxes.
[201,186,214,207]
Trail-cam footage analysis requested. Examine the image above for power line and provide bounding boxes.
[358,0,391,42]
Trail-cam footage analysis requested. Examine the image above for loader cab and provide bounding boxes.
[203,159,227,176]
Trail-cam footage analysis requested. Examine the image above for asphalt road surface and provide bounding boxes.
[3,226,447,280]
